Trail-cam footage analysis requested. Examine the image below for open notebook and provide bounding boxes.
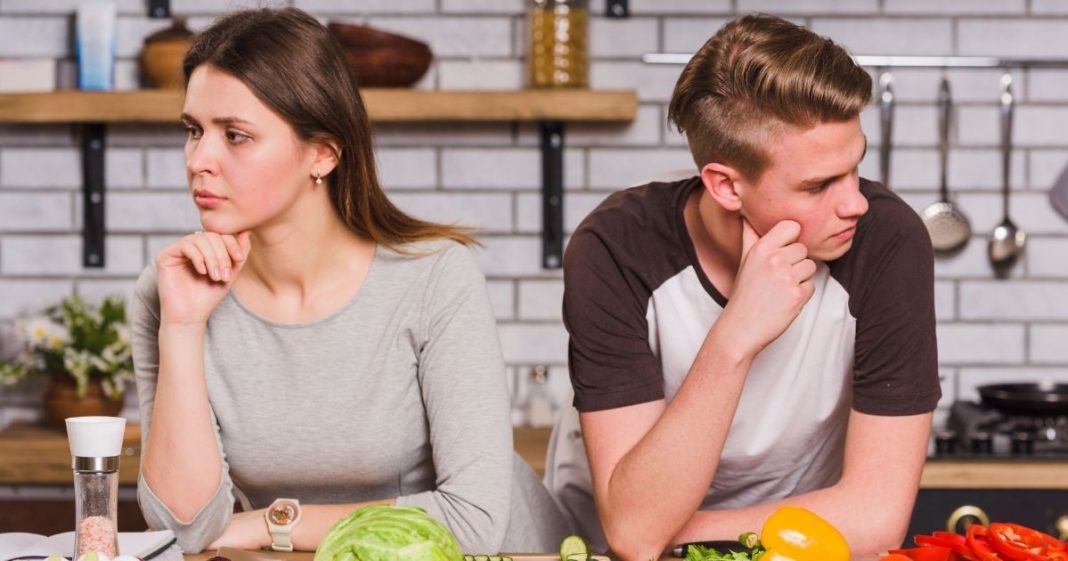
[0,530,175,561]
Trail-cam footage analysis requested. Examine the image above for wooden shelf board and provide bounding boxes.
[0,89,638,124]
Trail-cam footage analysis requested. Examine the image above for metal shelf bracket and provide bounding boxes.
[540,121,565,269]
[81,124,106,268]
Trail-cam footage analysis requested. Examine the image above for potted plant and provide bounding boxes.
[0,295,134,428]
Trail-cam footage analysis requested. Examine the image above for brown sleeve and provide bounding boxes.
[849,199,941,416]
[563,228,664,412]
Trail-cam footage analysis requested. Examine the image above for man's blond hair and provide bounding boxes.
[668,14,872,181]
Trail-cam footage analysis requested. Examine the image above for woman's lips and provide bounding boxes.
[193,189,225,209]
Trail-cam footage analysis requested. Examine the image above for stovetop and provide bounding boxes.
[929,401,1068,460]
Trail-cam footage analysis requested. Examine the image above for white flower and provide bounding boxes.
[19,316,69,349]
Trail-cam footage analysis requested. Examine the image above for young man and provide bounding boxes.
[544,14,940,561]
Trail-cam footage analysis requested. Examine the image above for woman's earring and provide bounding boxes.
[314,168,323,185]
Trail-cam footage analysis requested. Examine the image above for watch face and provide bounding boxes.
[269,502,298,525]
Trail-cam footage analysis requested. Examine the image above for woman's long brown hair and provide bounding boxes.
[182,7,475,248]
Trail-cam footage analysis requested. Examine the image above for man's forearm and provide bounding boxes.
[592,325,755,560]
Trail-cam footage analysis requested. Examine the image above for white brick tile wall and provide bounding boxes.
[390,192,513,233]
[590,18,659,58]
[441,0,524,15]
[0,235,144,276]
[884,0,1025,15]
[588,148,696,189]
[937,324,1026,364]
[590,62,683,103]
[102,192,201,233]
[1027,150,1067,190]
[741,0,878,14]
[146,149,187,189]
[1031,0,1068,14]
[105,148,145,189]
[1027,238,1068,277]
[886,69,1025,104]
[515,192,610,234]
[662,18,731,53]
[442,148,584,190]
[960,281,1068,321]
[0,125,71,147]
[373,123,513,148]
[959,19,1068,57]
[377,148,437,191]
[170,0,262,14]
[518,279,564,321]
[498,323,568,364]
[516,105,662,148]
[438,60,524,90]
[76,278,137,302]
[0,148,79,189]
[1031,325,1068,364]
[116,18,172,58]
[364,17,513,57]
[477,236,556,277]
[295,0,436,14]
[0,280,72,318]
[0,17,68,57]
[935,280,955,321]
[934,241,1024,280]
[0,0,144,14]
[615,0,731,14]
[809,18,954,56]
[887,149,1025,192]
[0,192,72,232]
[486,279,516,320]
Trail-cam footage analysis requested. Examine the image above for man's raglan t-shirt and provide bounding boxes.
[544,175,940,551]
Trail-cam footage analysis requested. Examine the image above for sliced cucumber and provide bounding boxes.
[559,534,590,561]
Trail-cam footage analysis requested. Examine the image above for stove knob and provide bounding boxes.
[934,430,957,455]
[1011,431,1034,455]
[970,431,993,455]
[947,505,990,534]
[1058,515,1068,541]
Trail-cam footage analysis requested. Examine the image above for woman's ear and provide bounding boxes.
[699,162,744,212]
[313,140,341,176]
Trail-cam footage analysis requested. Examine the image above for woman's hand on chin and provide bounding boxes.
[157,230,252,327]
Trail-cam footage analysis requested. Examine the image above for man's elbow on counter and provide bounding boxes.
[602,518,670,561]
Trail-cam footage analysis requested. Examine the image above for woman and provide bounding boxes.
[129,7,568,555]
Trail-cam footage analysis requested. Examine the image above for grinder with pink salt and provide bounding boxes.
[66,416,127,559]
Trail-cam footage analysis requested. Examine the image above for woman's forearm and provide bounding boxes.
[142,321,223,522]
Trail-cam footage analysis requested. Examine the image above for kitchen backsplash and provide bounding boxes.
[2,0,1068,428]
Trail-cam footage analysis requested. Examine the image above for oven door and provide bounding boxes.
[907,489,1068,544]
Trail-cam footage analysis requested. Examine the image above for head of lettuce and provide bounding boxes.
[314,505,464,561]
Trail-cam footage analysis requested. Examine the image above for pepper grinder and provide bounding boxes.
[523,365,556,428]
[66,416,126,559]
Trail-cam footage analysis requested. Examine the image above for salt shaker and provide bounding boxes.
[523,365,556,428]
[66,416,126,558]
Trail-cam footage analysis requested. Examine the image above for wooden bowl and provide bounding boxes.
[328,22,433,88]
[140,18,193,89]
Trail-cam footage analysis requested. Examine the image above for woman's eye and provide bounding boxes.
[184,126,202,139]
[226,130,250,144]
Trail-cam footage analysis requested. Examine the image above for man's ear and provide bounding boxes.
[699,162,744,212]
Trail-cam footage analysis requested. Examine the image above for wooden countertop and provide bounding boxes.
[0,422,141,485]
[5,422,1068,490]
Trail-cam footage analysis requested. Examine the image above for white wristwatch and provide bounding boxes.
[265,498,302,552]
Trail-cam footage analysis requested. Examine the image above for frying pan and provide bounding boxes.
[978,383,1068,416]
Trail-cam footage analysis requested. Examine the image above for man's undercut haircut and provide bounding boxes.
[668,14,872,181]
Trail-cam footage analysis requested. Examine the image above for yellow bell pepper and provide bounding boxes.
[759,506,851,561]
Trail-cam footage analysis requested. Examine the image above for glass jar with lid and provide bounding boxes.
[527,0,589,88]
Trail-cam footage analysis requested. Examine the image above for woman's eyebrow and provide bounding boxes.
[180,113,253,126]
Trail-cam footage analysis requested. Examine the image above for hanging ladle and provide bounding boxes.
[921,76,971,253]
[879,72,895,187]
[988,73,1026,276]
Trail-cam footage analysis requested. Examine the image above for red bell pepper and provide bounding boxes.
[988,523,1065,561]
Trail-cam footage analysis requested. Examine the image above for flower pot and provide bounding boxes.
[41,374,124,430]
[140,18,193,89]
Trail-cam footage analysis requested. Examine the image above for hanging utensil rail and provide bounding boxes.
[642,54,1068,69]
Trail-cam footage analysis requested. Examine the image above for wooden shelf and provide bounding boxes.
[0,89,638,124]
